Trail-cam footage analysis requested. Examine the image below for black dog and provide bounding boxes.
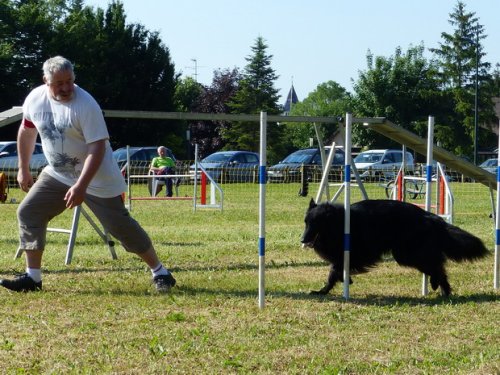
[301,199,488,296]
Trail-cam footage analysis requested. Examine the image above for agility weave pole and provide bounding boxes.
[258,111,267,309]
[495,119,500,290]
[343,113,353,299]
[421,116,435,295]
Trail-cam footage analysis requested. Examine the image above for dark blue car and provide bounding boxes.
[267,147,345,182]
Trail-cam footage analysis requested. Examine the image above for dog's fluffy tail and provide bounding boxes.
[444,225,489,262]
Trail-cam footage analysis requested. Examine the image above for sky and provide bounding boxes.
[84,0,500,104]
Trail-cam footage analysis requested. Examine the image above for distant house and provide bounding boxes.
[282,85,299,115]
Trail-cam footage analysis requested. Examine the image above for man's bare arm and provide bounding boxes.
[17,126,38,191]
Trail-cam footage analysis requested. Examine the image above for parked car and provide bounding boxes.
[112,146,176,178]
[267,147,345,183]
[479,158,498,174]
[0,141,48,186]
[354,149,414,180]
[191,150,259,183]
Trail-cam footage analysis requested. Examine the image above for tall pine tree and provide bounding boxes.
[430,1,495,159]
[226,37,284,163]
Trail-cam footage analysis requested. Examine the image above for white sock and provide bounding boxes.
[151,264,170,277]
[26,267,42,283]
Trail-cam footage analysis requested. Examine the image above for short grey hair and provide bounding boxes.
[42,56,75,83]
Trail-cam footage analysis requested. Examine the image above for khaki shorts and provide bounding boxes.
[17,172,152,253]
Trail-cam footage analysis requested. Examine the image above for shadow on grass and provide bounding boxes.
[38,266,141,275]
[154,241,205,247]
[174,286,499,307]
[2,259,496,305]
[169,260,327,273]
[0,259,326,275]
[293,292,500,306]
[5,281,496,303]
[174,286,498,305]
[7,275,496,304]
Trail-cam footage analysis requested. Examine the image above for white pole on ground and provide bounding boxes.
[315,141,337,204]
[210,183,216,205]
[343,113,352,299]
[423,116,434,295]
[314,123,330,201]
[258,111,267,309]
[495,119,500,289]
[126,145,132,211]
[193,144,199,212]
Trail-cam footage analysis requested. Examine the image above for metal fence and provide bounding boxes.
[0,158,47,188]
[0,160,487,206]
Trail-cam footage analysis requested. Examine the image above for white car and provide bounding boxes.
[0,141,48,185]
[354,149,414,180]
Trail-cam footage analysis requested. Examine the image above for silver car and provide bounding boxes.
[0,141,48,185]
[190,150,260,183]
[354,149,414,180]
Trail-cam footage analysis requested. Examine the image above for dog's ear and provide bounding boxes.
[309,198,317,210]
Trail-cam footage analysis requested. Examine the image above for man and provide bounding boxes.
[149,146,176,197]
[0,56,176,293]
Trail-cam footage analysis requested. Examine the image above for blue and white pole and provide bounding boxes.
[258,111,267,308]
[423,116,434,295]
[126,145,131,211]
[343,113,352,299]
[495,119,500,289]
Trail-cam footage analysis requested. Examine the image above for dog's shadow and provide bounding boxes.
[171,285,497,306]
[285,291,499,306]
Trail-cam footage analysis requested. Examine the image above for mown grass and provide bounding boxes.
[0,182,498,374]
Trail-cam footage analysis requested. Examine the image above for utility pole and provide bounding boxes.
[190,58,198,82]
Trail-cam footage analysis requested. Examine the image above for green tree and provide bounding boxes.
[0,0,64,139]
[0,0,18,112]
[174,76,203,112]
[226,37,283,162]
[352,45,443,149]
[190,68,241,158]
[430,1,495,158]
[174,76,203,158]
[64,1,180,150]
[487,63,500,98]
[0,0,59,110]
[0,0,180,151]
[284,81,351,151]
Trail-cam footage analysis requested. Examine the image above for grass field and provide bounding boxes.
[0,182,498,374]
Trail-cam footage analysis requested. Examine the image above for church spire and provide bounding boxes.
[283,79,298,115]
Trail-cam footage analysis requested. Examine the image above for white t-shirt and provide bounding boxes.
[22,84,126,198]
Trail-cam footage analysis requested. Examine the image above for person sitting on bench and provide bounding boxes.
[149,146,176,197]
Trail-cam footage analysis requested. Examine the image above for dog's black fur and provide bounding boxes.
[301,199,488,296]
